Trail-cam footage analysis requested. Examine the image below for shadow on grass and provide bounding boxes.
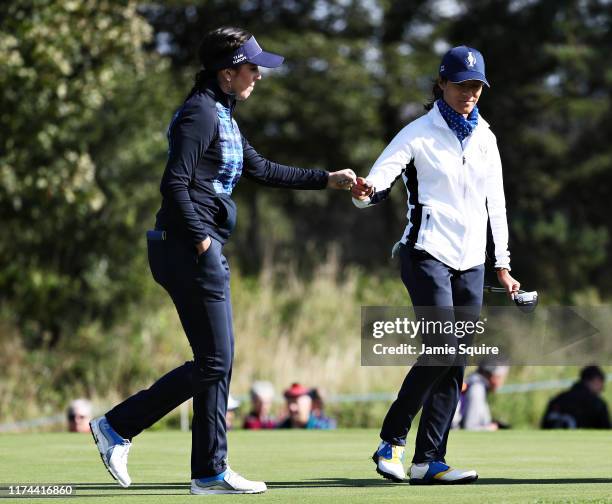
[266,477,612,488]
[0,480,397,498]
[0,483,190,499]
[477,478,612,485]
[266,478,402,488]
[2,477,609,498]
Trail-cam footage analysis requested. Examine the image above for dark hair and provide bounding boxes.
[477,357,509,378]
[187,26,252,99]
[308,388,321,401]
[424,77,446,111]
[580,365,605,382]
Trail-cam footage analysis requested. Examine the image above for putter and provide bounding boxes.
[484,286,539,313]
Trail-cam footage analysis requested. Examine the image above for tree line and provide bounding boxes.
[1,0,610,347]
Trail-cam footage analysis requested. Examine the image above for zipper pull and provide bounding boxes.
[463,156,466,165]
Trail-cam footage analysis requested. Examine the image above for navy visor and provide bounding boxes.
[208,36,284,71]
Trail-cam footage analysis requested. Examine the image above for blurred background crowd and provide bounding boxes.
[64,364,609,434]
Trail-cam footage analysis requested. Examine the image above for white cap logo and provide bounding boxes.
[466,51,477,68]
[233,53,247,65]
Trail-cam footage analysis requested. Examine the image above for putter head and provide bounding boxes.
[514,290,538,312]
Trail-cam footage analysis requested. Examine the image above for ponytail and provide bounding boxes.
[185,69,209,101]
[424,78,446,111]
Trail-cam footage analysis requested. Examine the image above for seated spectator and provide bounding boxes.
[455,361,509,431]
[243,381,277,430]
[277,383,335,429]
[308,387,337,429]
[541,365,610,429]
[67,398,93,433]
[226,394,240,431]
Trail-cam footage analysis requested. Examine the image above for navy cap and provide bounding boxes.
[208,36,284,71]
[439,46,490,87]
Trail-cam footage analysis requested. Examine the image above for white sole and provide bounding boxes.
[190,488,266,495]
[409,474,478,485]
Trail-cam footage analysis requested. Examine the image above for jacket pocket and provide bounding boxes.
[417,206,434,245]
[214,195,237,234]
[417,205,465,249]
[424,207,434,232]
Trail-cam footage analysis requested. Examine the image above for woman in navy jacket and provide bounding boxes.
[90,26,355,495]
[353,46,520,485]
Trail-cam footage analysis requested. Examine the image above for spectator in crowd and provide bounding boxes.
[308,388,337,429]
[541,365,610,429]
[454,361,509,430]
[67,398,93,433]
[225,394,240,431]
[243,381,277,430]
[277,383,335,429]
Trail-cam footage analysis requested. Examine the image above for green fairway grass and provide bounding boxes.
[1,429,610,503]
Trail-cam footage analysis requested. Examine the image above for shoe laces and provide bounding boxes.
[117,441,131,465]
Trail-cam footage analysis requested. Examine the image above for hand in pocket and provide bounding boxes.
[196,236,212,257]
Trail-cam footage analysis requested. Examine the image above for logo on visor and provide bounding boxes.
[233,53,247,65]
[466,52,477,68]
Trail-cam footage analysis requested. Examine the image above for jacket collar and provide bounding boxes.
[202,78,236,111]
[430,100,489,132]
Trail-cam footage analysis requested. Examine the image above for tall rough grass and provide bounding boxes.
[229,250,409,395]
[1,251,609,428]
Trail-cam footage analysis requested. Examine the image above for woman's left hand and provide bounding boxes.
[497,269,520,300]
[327,169,357,190]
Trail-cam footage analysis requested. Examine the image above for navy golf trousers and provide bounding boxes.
[380,244,484,463]
[105,234,233,479]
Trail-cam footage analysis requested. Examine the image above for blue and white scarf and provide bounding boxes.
[436,99,479,143]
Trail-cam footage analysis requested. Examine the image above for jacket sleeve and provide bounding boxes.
[352,126,413,209]
[242,135,329,189]
[485,137,511,269]
[160,102,216,245]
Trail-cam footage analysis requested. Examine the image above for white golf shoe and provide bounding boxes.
[190,467,267,494]
[90,416,132,488]
[409,460,478,485]
[372,441,406,482]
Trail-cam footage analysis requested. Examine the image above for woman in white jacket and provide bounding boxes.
[353,46,520,485]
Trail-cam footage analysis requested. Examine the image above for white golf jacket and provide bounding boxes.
[354,102,510,271]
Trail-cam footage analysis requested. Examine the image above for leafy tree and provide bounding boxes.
[0,0,174,346]
[2,0,611,349]
[449,0,612,299]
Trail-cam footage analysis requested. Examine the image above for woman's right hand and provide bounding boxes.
[327,169,357,190]
[351,177,374,200]
[497,269,520,300]
[196,236,212,256]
